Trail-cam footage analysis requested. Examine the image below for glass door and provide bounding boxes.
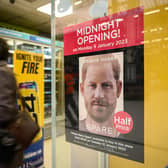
[52,0,108,168]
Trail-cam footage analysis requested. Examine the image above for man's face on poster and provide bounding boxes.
[80,61,122,123]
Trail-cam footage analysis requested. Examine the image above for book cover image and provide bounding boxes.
[79,52,124,138]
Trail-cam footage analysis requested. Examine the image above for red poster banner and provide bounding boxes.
[64,7,143,56]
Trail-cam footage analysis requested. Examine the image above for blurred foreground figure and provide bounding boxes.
[0,38,23,168]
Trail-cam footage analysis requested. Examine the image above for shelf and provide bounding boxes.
[44,80,59,82]
[44,67,62,70]
[9,50,14,54]
[44,91,59,94]
[44,67,52,70]
[44,102,59,106]
[44,79,51,82]
[7,64,14,68]
[44,55,61,60]
[44,55,51,59]
[44,103,51,107]
[45,91,51,94]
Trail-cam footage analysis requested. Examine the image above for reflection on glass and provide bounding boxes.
[108,0,168,168]
[56,49,64,117]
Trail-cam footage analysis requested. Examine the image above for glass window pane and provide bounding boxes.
[54,0,106,168]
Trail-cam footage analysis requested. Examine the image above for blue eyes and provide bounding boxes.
[90,84,96,88]
[102,83,112,88]
[89,83,112,89]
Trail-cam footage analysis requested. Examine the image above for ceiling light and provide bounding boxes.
[165,7,168,10]
[57,0,71,13]
[144,9,160,15]
[89,0,108,18]
[74,0,82,6]
[37,0,73,18]
[37,3,51,15]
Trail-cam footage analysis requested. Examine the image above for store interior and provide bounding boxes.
[0,0,168,168]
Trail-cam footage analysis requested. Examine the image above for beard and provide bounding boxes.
[86,99,117,123]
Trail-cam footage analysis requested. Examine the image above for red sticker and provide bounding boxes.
[113,111,133,134]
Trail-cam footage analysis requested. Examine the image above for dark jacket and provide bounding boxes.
[0,61,23,168]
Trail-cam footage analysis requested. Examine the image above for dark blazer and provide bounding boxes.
[0,61,23,168]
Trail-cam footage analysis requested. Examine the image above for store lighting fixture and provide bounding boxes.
[144,9,160,15]
[89,0,108,18]
[5,39,14,46]
[144,41,149,44]
[165,7,168,10]
[37,0,73,18]
[74,0,82,6]
[117,18,123,22]
[142,30,148,34]
[150,28,157,32]
[141,41,149,44]
[133,14,139,18]
[152,38,161,43]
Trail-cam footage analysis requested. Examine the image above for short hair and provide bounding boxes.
[81,55,121,83]
[0,38,9,61]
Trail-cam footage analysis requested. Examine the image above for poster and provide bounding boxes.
[13,50,44,168]
[64,7,144,163]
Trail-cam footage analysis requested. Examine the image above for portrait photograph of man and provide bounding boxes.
[79,52,124,138]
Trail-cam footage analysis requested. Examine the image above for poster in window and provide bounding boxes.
[64,7,144,163]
